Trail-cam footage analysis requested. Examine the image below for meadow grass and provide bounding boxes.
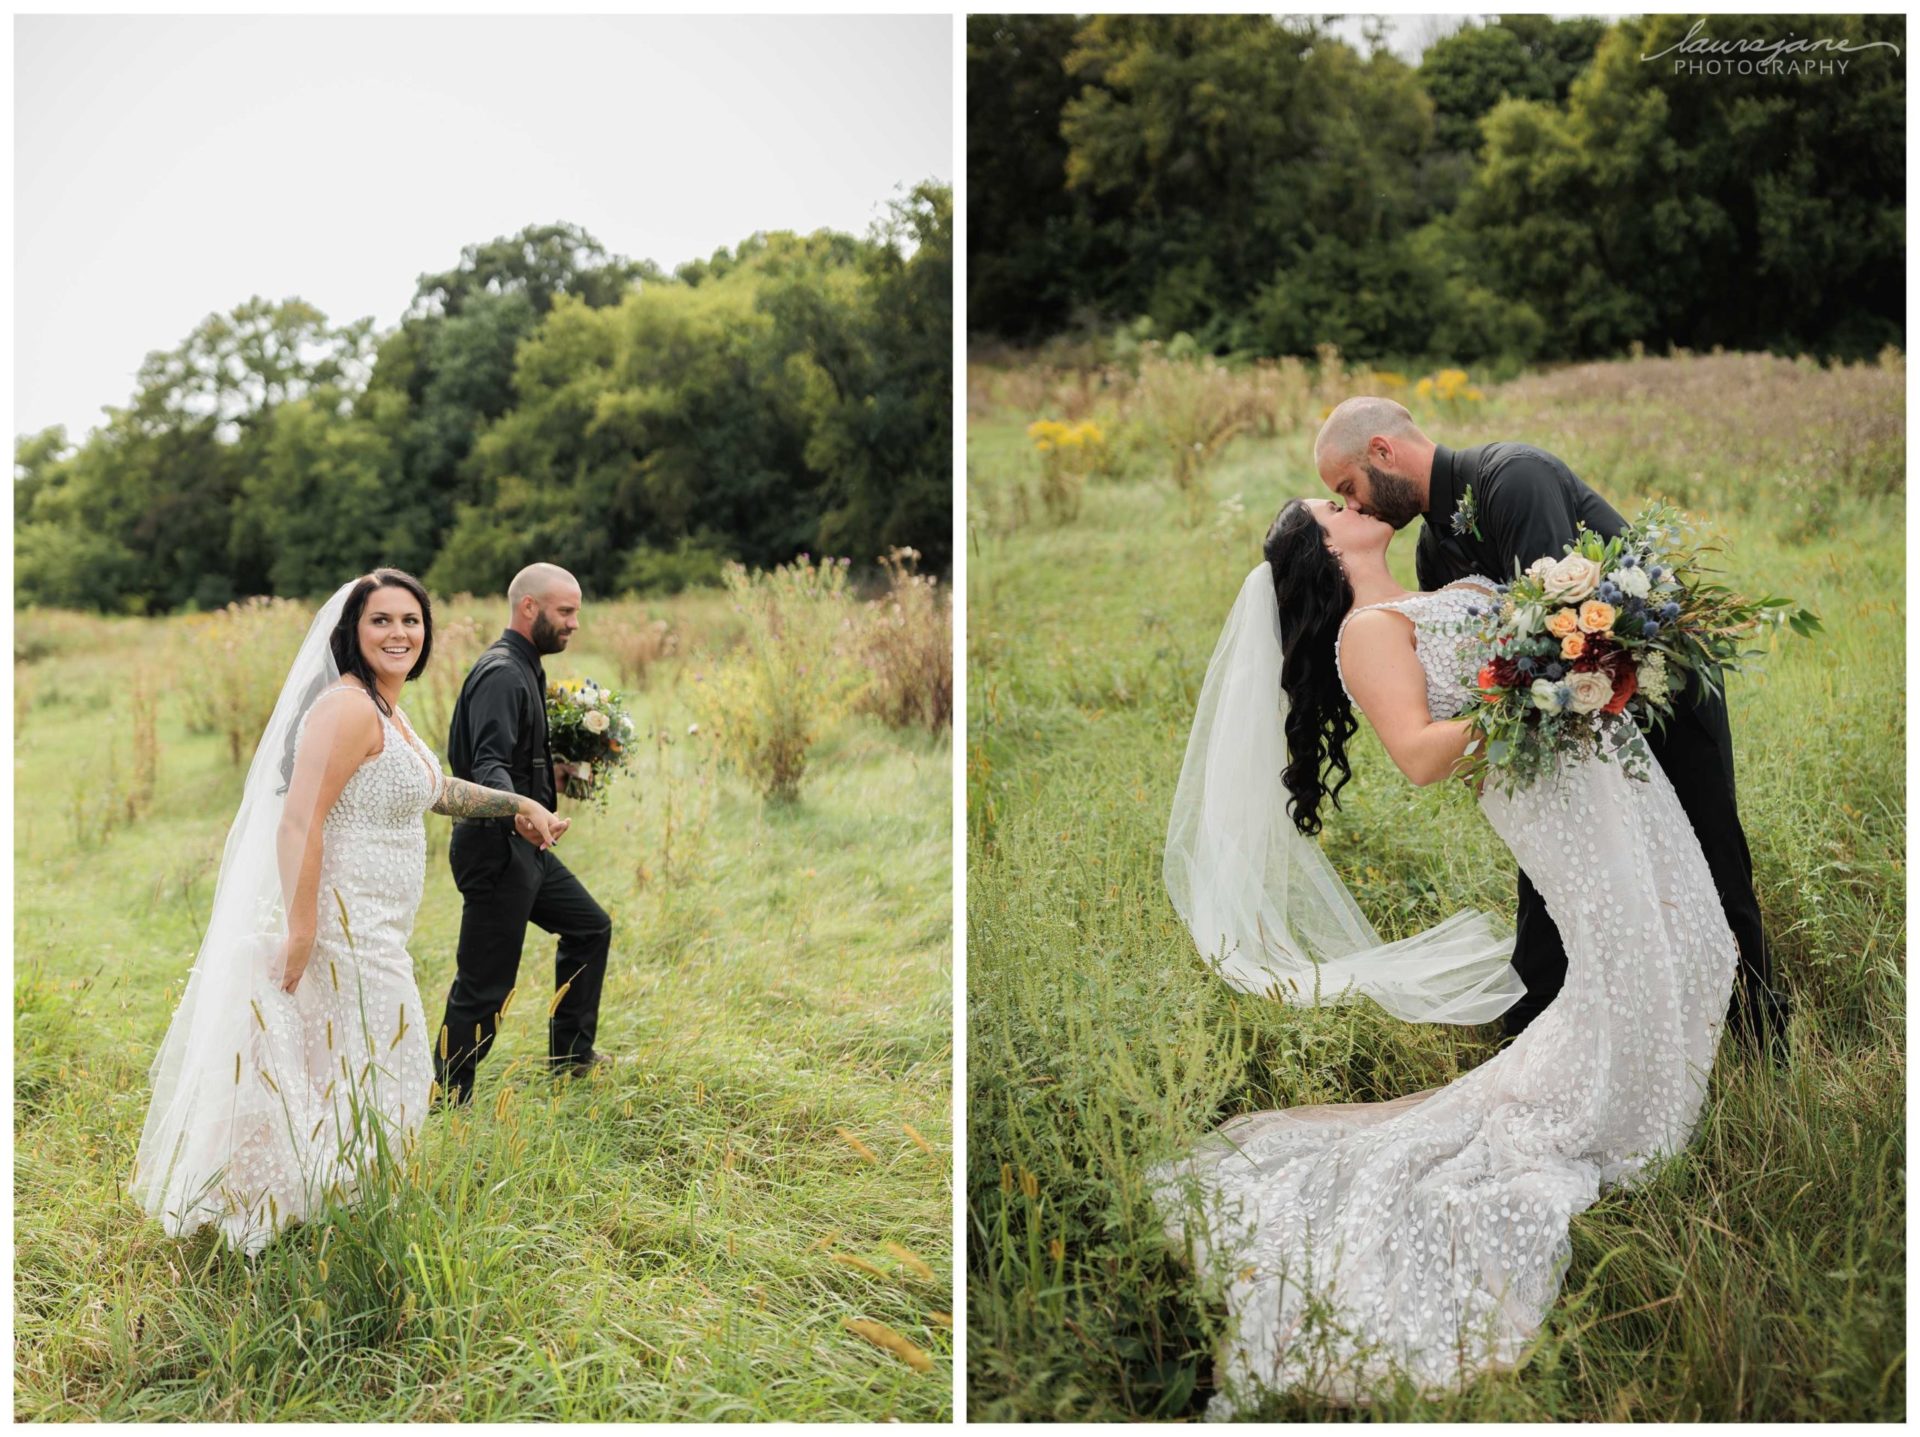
[965,349,1905,1420]
[14,594,952,1421]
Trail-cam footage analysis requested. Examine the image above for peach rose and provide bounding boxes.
[1566,670,1614,714]
[1577,600,1616,634]
[1545,608,1582,639]
[1560,633,1586,660]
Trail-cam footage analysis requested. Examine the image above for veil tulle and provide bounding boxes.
[1164,564,1523,1025]
[132,580,357,1242]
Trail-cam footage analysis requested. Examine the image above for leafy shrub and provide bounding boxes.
[698,556,859,803]
[854,548,952,733]
[618,536,731,596]
[171,596,316,763]
[594,605,679,689]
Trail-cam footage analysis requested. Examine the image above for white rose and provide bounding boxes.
[1541,553,1603,603]
[582,710,610,734]
[1566,670,1614,714]
[1615,565,1651,600]
[1530,679,1567,713]
[1525,556,1557,584]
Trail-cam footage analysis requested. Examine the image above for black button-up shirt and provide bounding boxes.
[447,629,556,814]
[1416,441,1628,592]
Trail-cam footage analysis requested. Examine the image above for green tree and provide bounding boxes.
[365,223,649,578]
[966,14,1086,338]
[1457,14,1905,358]
[1053,15,1436,347]
[232,396,431,598]
[1419,16,1605,154]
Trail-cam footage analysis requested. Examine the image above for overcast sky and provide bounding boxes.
[14,14,953,445]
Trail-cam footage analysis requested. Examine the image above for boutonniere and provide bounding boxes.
[1450,483,1484,543]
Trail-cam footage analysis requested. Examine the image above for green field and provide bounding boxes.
[15,594,952,1420]
[966,350,1905,1420]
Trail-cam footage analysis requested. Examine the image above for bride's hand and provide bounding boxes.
[276,931,315,993]
[518,803,568,850]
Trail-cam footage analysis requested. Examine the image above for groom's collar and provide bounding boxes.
[1424,443,1463,523]
[500,627,543,672]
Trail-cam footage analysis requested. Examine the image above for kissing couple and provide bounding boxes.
[133,562,615,1254]
[1154,397,1791,1412]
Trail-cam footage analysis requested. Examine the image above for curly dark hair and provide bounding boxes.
[1264,499,1359,836]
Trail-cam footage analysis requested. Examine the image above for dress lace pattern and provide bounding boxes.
[1155,583,1739,1414]
[201,698,441,1254]
[1333,579,1494,717]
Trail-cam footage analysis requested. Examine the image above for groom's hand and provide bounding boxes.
[516,808,570,849]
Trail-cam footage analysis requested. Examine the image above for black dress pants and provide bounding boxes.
[435,820,611,1103]
[1501,688,1789,1051]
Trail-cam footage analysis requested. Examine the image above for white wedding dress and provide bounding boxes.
[136,692,441,1255]
[1155,580,1739,1415]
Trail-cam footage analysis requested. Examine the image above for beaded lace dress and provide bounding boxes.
[1155,580,1739,1414]
[194,696,440,1254]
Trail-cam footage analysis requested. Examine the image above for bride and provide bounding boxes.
[1156,498,1738,1413]
[132,570,568,1255]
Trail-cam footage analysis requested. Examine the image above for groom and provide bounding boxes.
[1314,396,1790,1060]
[434,562,615,1104]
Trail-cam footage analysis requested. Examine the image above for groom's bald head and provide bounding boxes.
[508,562,582,654]
[1314,397,1436,530]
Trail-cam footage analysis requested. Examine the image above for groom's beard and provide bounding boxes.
[1363,461,1425,530]
[531,611,570,654]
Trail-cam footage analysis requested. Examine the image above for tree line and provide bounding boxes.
[16,182,951,613]
[967,14,1904,364]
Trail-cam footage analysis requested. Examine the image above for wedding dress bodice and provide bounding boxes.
[1334,579,1497,720]
[305,698,442,962]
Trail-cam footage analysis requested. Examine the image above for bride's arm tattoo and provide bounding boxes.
[431,778,525,819]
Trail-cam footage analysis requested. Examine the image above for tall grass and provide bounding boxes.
[14,583,953,1420]
[966,348,1905,1420]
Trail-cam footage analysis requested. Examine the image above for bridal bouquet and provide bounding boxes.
[1455,503,1819,794]
[545,676,636,805]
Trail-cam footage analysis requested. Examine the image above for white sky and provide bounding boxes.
[14,13,953,445]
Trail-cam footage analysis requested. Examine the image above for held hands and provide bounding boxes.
[516,802,570,850]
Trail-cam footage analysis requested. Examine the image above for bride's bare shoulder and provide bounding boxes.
[300,684,384,756]
[1335,606,1417,679]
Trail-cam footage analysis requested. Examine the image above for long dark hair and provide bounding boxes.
[330,568,434,711]
[277,570,435,791]
[1264,499,1358,836]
